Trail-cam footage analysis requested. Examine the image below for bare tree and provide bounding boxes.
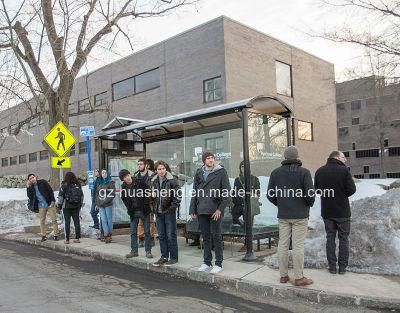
[316,0,400,62]
[0,0,198,186]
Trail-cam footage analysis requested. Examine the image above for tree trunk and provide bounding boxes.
[47,91,69,190]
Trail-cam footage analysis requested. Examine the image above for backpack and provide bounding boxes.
[65,183,83,207]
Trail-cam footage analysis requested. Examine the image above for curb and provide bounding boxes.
[7,235,400,310]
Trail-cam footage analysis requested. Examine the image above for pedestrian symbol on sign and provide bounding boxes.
[55,128,66,151]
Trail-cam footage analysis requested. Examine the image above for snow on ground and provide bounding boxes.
[0,186,96,237]
[264,178,400,275]
[1,179,400,274]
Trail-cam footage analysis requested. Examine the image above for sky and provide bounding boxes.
[84,0,367,82]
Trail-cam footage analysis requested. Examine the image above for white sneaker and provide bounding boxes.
[197,264,211,272]
[210,266,222,274]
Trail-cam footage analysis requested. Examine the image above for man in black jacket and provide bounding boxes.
[315,151,356,275]
[119,169,153,259]
[26,174,59,242]
[267,146,315,286]
[189,151,231,274]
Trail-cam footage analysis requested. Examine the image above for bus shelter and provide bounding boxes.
[96,95,292,260]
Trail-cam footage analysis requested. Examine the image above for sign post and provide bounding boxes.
[44,121,76,186]
[80,126,96,206]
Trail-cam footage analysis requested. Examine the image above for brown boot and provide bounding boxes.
[294,277,314,286]
[280,275,289,283]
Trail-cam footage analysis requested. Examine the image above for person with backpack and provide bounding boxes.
[151,161,181,267]
[95,169,115,243]
[26,173,59,242]
[57,172,84,244]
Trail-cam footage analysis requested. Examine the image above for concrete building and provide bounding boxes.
[336,76,400,178]
[0,16,336,179]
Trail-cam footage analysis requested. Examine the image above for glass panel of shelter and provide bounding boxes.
[247,112,288,237]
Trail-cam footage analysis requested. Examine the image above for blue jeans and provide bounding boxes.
[99,206,113,236]
[156,211,178,261]
[90,203,100,228]
[130,214,152,252]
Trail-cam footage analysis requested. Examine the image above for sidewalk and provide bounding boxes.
[3,232,400,310]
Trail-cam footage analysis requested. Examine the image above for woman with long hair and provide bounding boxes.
[57,172,84,244]
[95,169,115,243]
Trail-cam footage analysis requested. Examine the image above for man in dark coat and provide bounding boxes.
[26,173,59,242]
[189,151,231,274]
[267,146,315,286]
[119,168,153,259]
[315,151,356,275]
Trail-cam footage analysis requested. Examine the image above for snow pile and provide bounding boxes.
[0,186,97,237]
[265,181,400,275]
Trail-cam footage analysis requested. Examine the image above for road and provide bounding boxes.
[0,239,390,313]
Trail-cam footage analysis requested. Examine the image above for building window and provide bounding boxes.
[351,100,361,110]
[356,149,379,158]
[297,120,313,141]
[40,150,49,160]
[94,91,108,107]
[78,98,91,112]
[354,174,364,179]
[68,103,77,115]
[387,172,400,178]
[343,151,350,158]
[19,154,26,164]
[389,147,400,156]
[9,156,17,166]
[135,68,160,94]
[352,143,356,150]
[352,117,360,125]
[276,61,293,97]
[2,157,8,167]
[369,173,380,179]
[203,76,222,103]
[336,102,345,110]
[112,77,135,101]
[70,144,75,156]
[79,141,87,154]
[29,152,37,162]
[338,127,349,136]
[205,136,224,154]
[384,139,389,147]
[363,165,369,174]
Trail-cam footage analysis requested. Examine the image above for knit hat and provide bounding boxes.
[118,169,130,181]
[202,151,215,163]
[284,145,299,160]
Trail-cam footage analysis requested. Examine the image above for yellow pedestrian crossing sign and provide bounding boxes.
[44,121,76,157]
[51,157,71,168]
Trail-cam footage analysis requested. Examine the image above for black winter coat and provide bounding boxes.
[120,171,154,217]
[267,159,315,219]
[189,164,231,216]
[27,179,56,212]
[314,158,356,219]
[151,172,181,214]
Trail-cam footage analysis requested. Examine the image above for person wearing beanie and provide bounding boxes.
[267,145,315,286]
[315,151,356,275]
[119,164,153,259]
[189,151,231,274]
